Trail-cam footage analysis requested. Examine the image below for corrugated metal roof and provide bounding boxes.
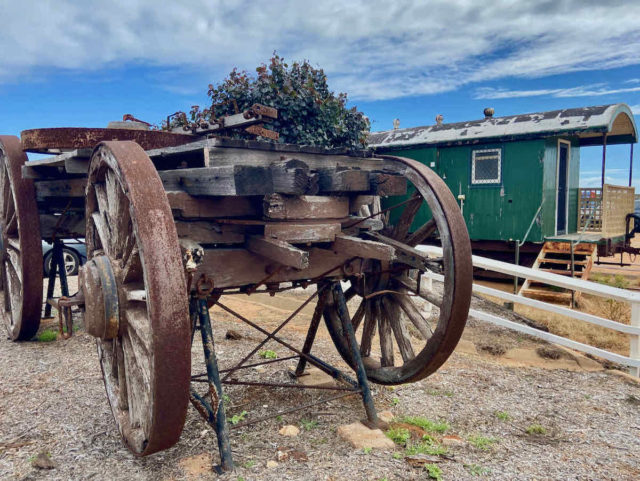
[369,104,637,149]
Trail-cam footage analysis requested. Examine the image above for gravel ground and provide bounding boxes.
[2,286,640,481]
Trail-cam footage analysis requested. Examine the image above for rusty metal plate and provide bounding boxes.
[21,128,196,153]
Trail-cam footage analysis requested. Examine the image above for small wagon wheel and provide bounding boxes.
[323,155,472,385]
[0,136,43,341]
[84,141,190,455]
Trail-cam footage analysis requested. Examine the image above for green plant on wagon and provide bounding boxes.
[166,53,370,149]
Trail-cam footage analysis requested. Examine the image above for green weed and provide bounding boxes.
[385,427,410,446]
[259,350,277,359]
[229,410,247,425]
[465,463,491,476]
[495,410,510,421]
[37,329,57,342]
[300,419,318,431]
[468,434,498,451]
[526,424,546,435]
[362,447,372,454]
[425,464,442,480]
[400,416,449,433]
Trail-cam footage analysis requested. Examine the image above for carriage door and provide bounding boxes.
[556,140,570,235]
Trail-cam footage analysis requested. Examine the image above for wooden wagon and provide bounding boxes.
[0,110,471,471]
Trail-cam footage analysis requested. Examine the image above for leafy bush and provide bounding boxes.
[168,53,369,149]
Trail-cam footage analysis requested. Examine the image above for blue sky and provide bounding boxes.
[1,0,640,187]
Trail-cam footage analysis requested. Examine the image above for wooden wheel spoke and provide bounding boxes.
[381,296,415,362]
[124,305,152,352]
[121,334,151,435]
[95,183,110,221]
[351,299,366,331]
[377,300,395,367]
[0,167,10,218]
[360,300,376,357]
[5,248,22,284]
[91,212,111,255]
[115,339,129,411]
[392,291,433,339]
[344,284,357,302]
[122,246,142,283]
[105,171,133,259]
[397,276,443,308]
[406,218,437,246]
[5,210,17,235]
[392,192,422,241]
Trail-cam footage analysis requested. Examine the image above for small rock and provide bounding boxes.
[279,425,300,437]
[31,452,56,470]
[441,434,465,446]
[405,454,442,468]
[296,367,336,388]
[225,329,242,340]
[266,460,278,469]
[337,422,395,450]
[378,410,395,423]
[276,448,289,462]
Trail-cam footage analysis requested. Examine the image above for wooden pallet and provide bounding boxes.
[518,241,596,304]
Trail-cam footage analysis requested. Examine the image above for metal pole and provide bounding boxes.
[570,242,575,308]
[601,133,607,188]
[56,241,69,299]
[197,297,234,473]
[513,241,520,295]
[295,290,326,376]
[630,143,634,187]
[330,282,380,428]
[43,240,60,318]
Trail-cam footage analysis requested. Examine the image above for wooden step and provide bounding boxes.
[538,258,589,266]
[542,248,594,255]
[537,268,585,276]
[521,288,572,303]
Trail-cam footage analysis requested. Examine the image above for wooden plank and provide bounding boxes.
[195,247,351,288]
[264,222,341,243]
[35,178,86,200]
[341,217,384,236]
[166,191,259,218]
[270,159,316,195]
[318,169,369,192]
[263,194,349,220]
[159,164,315,196]
[246,236,309,269]
[175,221,245,244]
[370,173,407,196]
[332,234,394,261]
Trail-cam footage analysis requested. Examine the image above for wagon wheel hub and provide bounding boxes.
[82,255,120,340]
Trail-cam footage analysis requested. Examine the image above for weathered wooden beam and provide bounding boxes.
[341,216,384,236]
[364,231,438,271]
[370,173,407,197]
[264,222,341,243]
[263,194,349,220]
[270,159,317,195]
[167,191,259,218]
[195,247,352,288]
[159,163,316,196]
[175,221,245,244]
[318,168,369,192]
[35,178,86,200]
[246,235,309,269]
[332,234,394,261]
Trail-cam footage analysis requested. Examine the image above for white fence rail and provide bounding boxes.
[417,246,640,376]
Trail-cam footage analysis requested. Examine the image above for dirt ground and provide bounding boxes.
[2,283,640,480]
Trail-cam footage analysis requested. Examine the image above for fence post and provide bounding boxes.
[630,302,640,377]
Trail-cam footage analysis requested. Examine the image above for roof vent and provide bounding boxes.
[435,114,444,126]
[484,107,494,118]
[393,118,400,130]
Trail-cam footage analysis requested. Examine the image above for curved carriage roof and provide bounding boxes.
[368,104,637,149]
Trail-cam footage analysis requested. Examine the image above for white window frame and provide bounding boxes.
[471,148,502,185]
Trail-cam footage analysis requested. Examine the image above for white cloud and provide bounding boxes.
[476,84,640,100]
[630,105,640,115]
[2,1,640,100]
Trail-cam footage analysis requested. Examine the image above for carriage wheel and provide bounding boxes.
[84,141,190,455]
[323,155,472,385]
[0,136,43,341]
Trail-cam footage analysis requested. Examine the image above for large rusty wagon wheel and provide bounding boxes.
[0,136,43,341]
[84,141,190,455]
[323,155,472,385]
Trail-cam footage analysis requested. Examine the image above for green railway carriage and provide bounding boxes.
[369,104,638,261]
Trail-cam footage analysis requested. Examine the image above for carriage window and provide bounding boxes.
[471,149,501,185]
